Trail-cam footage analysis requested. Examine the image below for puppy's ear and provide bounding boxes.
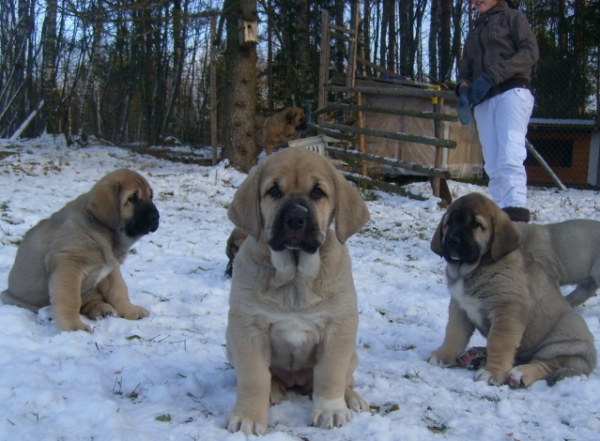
[87,180,121,229]
[225,227,248,259]
[286,109,295,124]
[228,165,263,239]
[333,170,370,243]
[490,209,521,260]
[430,214,445,256]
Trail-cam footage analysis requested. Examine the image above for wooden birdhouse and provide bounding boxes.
[238,19,258,46]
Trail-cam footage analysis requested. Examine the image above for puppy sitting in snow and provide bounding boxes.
[428,193,596,387]
[225,147,370,435]
[1,169,159,332]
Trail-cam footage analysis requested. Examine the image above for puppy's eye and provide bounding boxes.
[266,186,282,199]
[128,193,139,204]
[471,221,481,229]
[310,187,325,200]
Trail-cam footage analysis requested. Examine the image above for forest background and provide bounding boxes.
[1,0,599,171]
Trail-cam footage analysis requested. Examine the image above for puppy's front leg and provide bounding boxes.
[475,308,526,386]
[48,264,91,333]
[312,324,357,429]
[226,320,272,435]
[98,267,149,320]
[428,299,475,367]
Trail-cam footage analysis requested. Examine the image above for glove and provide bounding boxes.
[468,74,494,105]
[457,86,472,125]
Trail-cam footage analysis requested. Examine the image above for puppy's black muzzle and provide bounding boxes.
[442,225,480,263]
[268,199,322,254]
[284,205,308,231]
[126,202,160,237]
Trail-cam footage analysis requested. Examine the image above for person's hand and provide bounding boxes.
[457,86,472,125]
[468,74,494,105]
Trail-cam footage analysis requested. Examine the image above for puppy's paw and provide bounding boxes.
[56,318,93,333]
[226,413,267,436]
[345,388,369,412]
[457,346,487,370]
[86,302,117,320]
[427,349,459,368]
[506,367,526,388]
[119,304,149,320]
[474,368,505,386]
[312,396,352,429]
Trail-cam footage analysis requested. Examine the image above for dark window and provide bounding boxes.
[526,138,573,168]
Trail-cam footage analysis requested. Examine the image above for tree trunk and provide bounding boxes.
[42,0,58,134]
[386,0,395,72]
[399,0,414,78]
[161,0,186,140]
[298,0,312,105]
[429,0,440,79]
[362,0,371,76]
[451,0,464,80]
[222,0,258,173]
[439,0,452,80]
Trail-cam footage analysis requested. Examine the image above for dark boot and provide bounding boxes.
[502,206,530,223]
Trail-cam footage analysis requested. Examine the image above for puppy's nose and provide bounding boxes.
[284,205,308,230]
[148,206,160,232]
[445,234,459,249]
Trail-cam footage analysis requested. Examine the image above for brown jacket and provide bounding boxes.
[457,4,538,89]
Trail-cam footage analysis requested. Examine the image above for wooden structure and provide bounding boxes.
[314,7,458,200]
[526,118,600,186]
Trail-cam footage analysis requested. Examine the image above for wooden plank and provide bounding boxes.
[326,85,456,100]
[356,56,405,80]
[328,22,356,35]
[342,172,428,200]
[329,30,352,42]
[319,122,457,149]
[307,122,357,143]
[525,138,567,191]
[327,146,450,178]
[313,102,458,122]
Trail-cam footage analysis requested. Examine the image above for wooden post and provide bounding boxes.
[432,102,442,197]
[210,16,217,166]
[349,1,366,175]
[318,10,329,126]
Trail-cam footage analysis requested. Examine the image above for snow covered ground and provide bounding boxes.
[0,135,599,441]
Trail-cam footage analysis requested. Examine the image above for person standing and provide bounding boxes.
[456,0,538,222]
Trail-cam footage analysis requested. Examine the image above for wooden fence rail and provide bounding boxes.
[319,122,457,149]
[326,85,457,100]
[327,146,450,178]
[313,102,458,122]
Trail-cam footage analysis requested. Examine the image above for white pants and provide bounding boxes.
[473,88,534,208]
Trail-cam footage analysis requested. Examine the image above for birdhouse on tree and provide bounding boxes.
[238,19,258,46]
